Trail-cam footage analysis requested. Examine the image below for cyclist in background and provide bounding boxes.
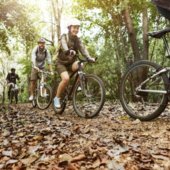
[6,68,21,99]
[151,0,170,21]
[29,38,54,101]
[53,18,95,108]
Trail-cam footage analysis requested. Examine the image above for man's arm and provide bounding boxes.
[32,47,39,71]
[16,74,21,82]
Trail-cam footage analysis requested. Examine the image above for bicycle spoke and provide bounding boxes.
[36,85,52,110]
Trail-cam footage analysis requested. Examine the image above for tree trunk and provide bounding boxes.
[117,14,130,66]
[122,0,141,62]
[142,3,148,60]
[51,0,64,97]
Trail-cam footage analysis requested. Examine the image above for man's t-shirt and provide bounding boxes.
[31,47,52,69]
[6,73,20,84]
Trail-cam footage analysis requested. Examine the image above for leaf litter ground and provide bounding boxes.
[1,103,170,170]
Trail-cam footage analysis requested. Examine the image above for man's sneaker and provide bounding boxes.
[29,95,33,101]
[54,97,61,108]
[77,87,81,92]
[42,94,49,97]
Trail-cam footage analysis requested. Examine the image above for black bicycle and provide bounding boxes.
[32,69,52,109]
[53,54,105,118]
[9,83,18,104]
[120,27,170,121]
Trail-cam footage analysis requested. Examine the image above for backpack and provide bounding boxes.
[36,47,47,58]
[53,33,69,62]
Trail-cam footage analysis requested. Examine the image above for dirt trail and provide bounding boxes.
[1,103,170,169]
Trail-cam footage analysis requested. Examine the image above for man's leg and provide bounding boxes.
[157,6,170,21]
[8,84,12,99]
[29,67,38,100]
[31,80,36,96]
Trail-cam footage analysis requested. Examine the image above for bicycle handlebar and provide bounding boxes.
[39,70,51,75]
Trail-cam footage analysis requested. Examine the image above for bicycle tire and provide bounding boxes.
[36,84,52,110]
[119,60,169,121]
[32,90,37,107]
[72,74,105,118]
[53,89,66,114]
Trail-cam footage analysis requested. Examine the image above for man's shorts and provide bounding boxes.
[8,83,18,89]
[55,63,74,76]
[31,67,46,81]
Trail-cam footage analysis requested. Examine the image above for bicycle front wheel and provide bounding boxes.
[32,92,37,107]
[120,60,169,121]
[36,84,52,110]
[73,74,105,118]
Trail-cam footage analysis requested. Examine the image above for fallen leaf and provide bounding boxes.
[66,164,78,170]
[33,136,43,141]
[21,156,38,164]
[107,160,124,170]
[70,154,86,162]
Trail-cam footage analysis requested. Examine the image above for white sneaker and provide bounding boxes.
[42,94,49,97]
[29,95,33,101]
[77,87,81,92]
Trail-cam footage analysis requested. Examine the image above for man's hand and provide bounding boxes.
[19,80,21,83]
[50,71,54,76]
[34,66,39,72]
[69,50,76,56]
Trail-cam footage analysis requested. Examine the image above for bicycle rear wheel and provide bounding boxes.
[120,60,169,121]
[73,74,105,118]
[36,84,52,110]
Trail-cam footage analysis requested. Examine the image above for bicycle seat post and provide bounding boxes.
[162,35,170,56]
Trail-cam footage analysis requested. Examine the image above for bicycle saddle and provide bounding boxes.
[147,27,170,38]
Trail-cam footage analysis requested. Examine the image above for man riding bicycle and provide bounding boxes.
[6,68,21,100]
[151,0,170,21]
[29,38,54,101]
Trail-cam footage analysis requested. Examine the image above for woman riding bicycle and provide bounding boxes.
[53,18,95,108]
[151,0,170,21]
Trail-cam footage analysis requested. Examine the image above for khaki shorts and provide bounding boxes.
[31,67,46,81]
[55,63,74,76]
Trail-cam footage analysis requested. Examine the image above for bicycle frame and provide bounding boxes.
[36,70,50,97]
[135,34,170,95]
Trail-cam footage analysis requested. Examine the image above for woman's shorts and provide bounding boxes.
[55,62,74,76]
